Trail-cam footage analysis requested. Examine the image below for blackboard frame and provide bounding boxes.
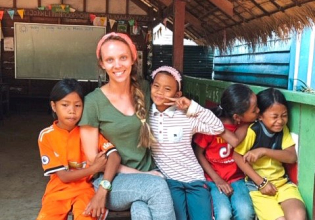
[14,22,106,80]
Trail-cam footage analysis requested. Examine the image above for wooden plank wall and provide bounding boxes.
[213,38,292,89]
[152,45,213,78]
[213,26,315,92]
[288,27,315,91]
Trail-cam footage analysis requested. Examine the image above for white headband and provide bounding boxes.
[151,66,182,90]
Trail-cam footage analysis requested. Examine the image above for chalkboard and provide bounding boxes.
[14,22,106,80]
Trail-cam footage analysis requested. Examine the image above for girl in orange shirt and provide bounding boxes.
[37,78,120,220]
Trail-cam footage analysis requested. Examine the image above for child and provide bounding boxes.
[233,88,306,220]
[149,66,225,220]
[194,84,259,220]
[37,78,120,220]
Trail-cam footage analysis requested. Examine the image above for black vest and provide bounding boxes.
[251,121,283,151]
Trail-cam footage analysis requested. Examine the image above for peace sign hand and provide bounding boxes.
[164,96,191,110]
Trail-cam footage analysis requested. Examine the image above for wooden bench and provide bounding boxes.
[68,210,131,220]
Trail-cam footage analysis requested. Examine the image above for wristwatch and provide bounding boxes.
[99,180,112,191]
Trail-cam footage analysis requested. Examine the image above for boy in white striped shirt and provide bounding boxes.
[149,66,224,220]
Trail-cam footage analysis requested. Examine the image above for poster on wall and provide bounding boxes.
[4,37,14,51]
[117,20,127,33]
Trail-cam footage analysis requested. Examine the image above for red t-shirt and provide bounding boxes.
[194,124,244,183]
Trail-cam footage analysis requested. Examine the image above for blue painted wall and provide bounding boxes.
[214,27,315,91]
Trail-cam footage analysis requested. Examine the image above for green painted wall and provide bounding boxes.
[183,76,315,219]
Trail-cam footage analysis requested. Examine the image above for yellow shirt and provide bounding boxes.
[235,123,294,187]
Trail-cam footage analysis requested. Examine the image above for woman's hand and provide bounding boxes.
[260,182,277,196]
[164,97,191,110]
[243,148,265,163]
[83,188,108,218]
[90,151,107,173]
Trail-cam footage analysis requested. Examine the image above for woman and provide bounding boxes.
[79,32,176,220]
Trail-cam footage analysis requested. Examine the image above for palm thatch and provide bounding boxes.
[142,0,315,52]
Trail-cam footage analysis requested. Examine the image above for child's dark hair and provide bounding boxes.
[50,78,84,119]
[257,88,287,114]
[212,83,254,121]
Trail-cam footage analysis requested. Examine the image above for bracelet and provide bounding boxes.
[256,177,268,190]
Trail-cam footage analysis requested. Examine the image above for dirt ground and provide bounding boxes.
[0,109,52,220]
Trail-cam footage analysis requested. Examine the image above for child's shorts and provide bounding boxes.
[249,182,304,220]
[37,190,96,220]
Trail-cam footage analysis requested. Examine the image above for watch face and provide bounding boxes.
[100,180,112,190]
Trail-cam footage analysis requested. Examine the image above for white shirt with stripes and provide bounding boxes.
[150,100,224,183]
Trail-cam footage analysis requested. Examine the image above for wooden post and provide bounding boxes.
[172,0,185,73]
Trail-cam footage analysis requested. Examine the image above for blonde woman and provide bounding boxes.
[79,33,175,220]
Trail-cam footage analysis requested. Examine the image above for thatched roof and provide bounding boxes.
[139,0,315,51]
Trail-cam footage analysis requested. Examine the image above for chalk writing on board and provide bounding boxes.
[15,22,106,80]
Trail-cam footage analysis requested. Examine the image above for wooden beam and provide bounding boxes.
[157,0,172,7]
[130,0,150,13]
[208,0,233,17]
[83,0,86,12]
[106,0,109,13]
[185,11,203,30]
[126,0,129,15]
[172,0,185,72]
[162,3,202,30]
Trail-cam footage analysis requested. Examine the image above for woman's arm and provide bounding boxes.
[86,151,121,218]
[80,125,99,165]
[195,145,233,195]
[56,151,107,183]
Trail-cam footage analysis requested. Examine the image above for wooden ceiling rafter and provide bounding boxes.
[269,0,285,12]
[209,1,315,42]
[207,14,231,31]
[207,0,233,17]
[235,2,257,18]
[250,0,271,16]
[151,0,167,11]
[219,0,312,33]
[204,1,239,25]
[131,0,151,14]
[231,10,249,24]
[198,7,217,20]
[233,2,258,22]
[157,15,202,42]
[126,0,130,15]
[106,0,109,13]
[142,0,315,51]
[161,2,205,32]
[155,0,172,7]
[290,0,302,6]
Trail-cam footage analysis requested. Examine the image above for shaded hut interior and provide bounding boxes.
[0,0,315,219]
